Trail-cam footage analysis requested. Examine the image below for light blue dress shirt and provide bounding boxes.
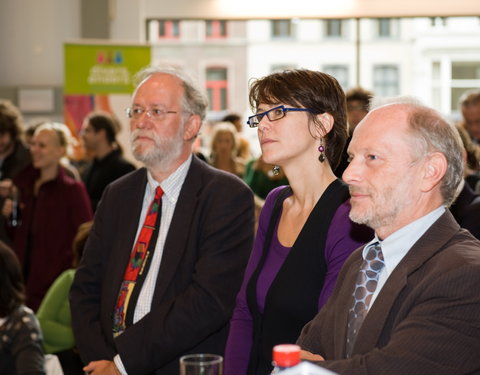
[365,205,446,309]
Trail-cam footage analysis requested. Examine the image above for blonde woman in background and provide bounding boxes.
[2,122,92,311]
[209,122,246,178]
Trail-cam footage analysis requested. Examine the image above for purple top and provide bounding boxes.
[224,186,372,375]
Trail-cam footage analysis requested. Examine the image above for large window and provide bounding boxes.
[206,20,227,38]
[271,20,294,39]
[325,19,344,38]
[206,67,228,111]
[374,18,400,38]
[450,61,480,110]
[158,20,180,39]
[373,65,399,97]
[323,65,349,89]
[146,19,180,41]
[377,18,391,37]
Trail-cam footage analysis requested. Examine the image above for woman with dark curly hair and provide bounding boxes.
[0,240,45,375]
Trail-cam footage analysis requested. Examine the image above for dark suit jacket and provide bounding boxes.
[297,210,480,375]
[449,181,480,240]
[70,156,255,375]
[81,149,136,212]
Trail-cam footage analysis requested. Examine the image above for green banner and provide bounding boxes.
[64,43,151,94]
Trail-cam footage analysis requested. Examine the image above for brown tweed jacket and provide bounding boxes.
[297,210,480,375]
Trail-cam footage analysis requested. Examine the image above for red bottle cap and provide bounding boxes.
[273,344,301,367]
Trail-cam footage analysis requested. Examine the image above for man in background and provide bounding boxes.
[297,100,480,374]
[334,87,373,177]
[459,89,480,144]
[81,111,136,211]
[70,65,255,375]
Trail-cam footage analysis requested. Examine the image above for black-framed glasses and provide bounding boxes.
[126,106,178,121]
[246,105,316,128]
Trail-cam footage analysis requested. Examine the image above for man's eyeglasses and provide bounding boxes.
[126,107,178,121]
[247,105,316,128]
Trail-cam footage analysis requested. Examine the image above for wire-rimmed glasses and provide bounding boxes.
[126,106,178,121]
[246,105,316,128]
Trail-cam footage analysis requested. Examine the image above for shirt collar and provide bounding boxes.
[146,155,192,204]
[363,205,446,274]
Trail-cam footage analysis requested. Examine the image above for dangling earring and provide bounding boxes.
[318,139,326,163]
[272,165,280,176]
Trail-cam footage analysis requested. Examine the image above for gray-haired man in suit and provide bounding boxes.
[70,65,254,375]
[297,100,480,374]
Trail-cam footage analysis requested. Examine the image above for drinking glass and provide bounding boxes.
[179,354,223,375]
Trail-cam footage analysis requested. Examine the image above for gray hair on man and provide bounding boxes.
[134,64,209,122]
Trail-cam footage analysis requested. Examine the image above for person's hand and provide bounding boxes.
[0,179,13,198]
[2,198,12,218]
[300,350,325,362]
[83,360,121,375]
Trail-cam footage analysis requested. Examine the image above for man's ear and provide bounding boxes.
[314,113,334,138]
[183,114,202,141]
[421,151,448,192]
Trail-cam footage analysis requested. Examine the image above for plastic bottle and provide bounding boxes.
[271,344,301,373]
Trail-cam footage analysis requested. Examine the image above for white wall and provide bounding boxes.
[0,0,81,86]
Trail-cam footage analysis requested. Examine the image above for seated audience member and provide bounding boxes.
[3,122,93,311]
[243,154,288,200]
[449,125,480,239]
[0,240,45,375]
[209,122,246,178]
[37,221,93,375]
[69,65,254,375]
[223,113,252,161]
[334,87,373,177]
[458,88,480,144]
[297,100,480,374]
[224,69,372,375]
[81,111,136,211]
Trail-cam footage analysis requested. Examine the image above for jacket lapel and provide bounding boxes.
[334,252,364,358]
[352,211,460,355]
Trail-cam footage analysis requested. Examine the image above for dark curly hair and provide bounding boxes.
[0,241,25,317]
[0,99,24,140]
[84,111,121,146]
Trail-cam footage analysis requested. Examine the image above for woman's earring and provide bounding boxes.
[318,140,326,163]
[272,165,280,176]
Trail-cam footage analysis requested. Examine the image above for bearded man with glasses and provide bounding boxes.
[70,65,255,375]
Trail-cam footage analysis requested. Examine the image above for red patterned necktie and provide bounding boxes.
[113,186,163,337]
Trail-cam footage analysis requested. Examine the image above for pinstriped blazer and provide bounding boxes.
[297,210,480,375]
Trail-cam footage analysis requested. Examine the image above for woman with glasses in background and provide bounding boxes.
[224,69,372,375]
